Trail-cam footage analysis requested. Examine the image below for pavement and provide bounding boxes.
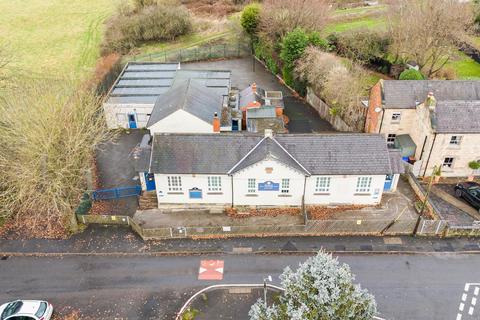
[184,58,334,133]
[2,253,480,319]
[2,225,480,255]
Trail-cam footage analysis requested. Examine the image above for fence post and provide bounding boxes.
[223,44,226,58]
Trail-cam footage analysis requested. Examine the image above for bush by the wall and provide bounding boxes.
[241,3,261,36]
[399,68,425,80]
[254,41,279,74]
[102,2,192,55]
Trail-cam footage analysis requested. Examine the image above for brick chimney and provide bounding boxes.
[213,112,220,132]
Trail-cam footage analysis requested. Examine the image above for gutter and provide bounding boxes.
[423,133,437,177]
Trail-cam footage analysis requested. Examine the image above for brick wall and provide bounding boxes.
[365,81,382,133]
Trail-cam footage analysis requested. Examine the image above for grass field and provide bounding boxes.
[0,0,119,80]
[446,51,480,80]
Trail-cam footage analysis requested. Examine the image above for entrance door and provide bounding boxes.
[145,173,156,191]
[384,174,393,191]
[128,113,137,129]
[232,119,239,131]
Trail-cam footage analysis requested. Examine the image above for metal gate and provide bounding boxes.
[92,186,142,201]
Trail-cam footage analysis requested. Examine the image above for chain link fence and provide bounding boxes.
[130,42,251,63]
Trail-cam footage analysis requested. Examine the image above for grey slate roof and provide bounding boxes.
[150,134,262,174]
[106,62,231,105]
[150,133,397,175]
[433,100,480,133]
[382,80,480,109]
[388,150,405,174]
[274,134,394,175]
[146,79,222,127]
[230,138,308,174]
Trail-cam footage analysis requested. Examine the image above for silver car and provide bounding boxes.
[0,300,53,320]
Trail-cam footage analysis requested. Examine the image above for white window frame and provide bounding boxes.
[387,134,396,147]
[315,177,331,193]
[442,157,454,169]
[247,178,256,193]
[208,176,222,192]
[167,176,182,192]
[391,112,401,123]
[281,179,290,194]
[356,177,372,193]
[449,135,462,146]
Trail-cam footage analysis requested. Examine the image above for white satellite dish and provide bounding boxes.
[374,107,382,113]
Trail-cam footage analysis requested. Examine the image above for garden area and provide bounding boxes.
[239,0,480,131]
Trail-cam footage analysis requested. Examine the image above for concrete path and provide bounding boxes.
[2,254,480,319]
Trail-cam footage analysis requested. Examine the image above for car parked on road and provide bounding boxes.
[0,300,53,320]
[455,182,480,213]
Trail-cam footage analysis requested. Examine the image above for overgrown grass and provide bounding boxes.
[333,5,386,17]
[446,51,480,80]
[0,0,119,79]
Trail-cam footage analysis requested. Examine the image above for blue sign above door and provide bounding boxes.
[258,181,279,191]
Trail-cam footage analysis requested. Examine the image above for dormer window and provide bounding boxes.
[449,136,462,146]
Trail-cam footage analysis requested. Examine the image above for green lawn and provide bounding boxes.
[0,0,119,80]
[446,51,480,80]
[323,17,386,35]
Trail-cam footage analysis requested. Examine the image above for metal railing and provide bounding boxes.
[91,186,141,201]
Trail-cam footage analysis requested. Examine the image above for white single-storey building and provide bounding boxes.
[134,130,404,208]
[103,62,231,130]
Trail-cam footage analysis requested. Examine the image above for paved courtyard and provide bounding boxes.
[95,130,145,216]
[185,58,334,133]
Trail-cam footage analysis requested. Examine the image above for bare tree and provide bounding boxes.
[386,0,473,77]
[259,0,332,43]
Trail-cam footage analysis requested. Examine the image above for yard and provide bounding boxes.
[0,0,119,79]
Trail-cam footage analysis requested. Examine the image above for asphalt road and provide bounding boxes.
[1,254,479,320]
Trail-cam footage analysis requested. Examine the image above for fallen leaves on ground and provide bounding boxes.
[308,205,368,220]
[226,207,301,218]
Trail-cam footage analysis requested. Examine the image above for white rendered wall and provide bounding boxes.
[304,175,386,205]
[232,159,306,206]
[154,174,232,205]
[148,109,214,134]
[103,103,154,129]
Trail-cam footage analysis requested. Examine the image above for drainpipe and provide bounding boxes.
[423,133,437,177]
[419,136,428,161]
[302,176,307,223]
[378,109,385,133]
[230,175,234,208]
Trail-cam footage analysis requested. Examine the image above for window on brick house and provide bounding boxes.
[391,112,401,122]
[449,136,462,145]
[167,176,182,191]
[387,134,396,148]
[442,157,454,168]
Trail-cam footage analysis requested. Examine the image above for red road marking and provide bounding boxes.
[198,260,224,280]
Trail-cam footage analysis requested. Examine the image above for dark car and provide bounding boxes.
[455,182,480,213]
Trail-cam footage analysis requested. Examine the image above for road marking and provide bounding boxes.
[468,307,474,315]
[198,260,224,280]
[457,283,480,320]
